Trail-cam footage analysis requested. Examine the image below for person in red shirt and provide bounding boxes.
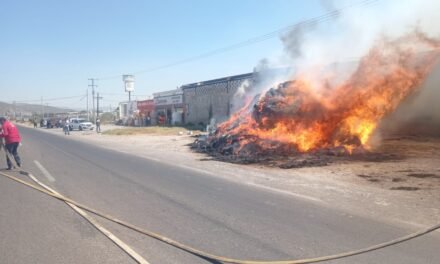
[0,117,22,169]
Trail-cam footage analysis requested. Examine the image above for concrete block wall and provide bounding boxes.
[183,75,253,125]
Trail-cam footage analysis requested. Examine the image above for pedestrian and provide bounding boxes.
[0,117,22,170]
[63,119,70,135]
[96,118,101,133]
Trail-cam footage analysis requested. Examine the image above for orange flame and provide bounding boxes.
[217,31,440,154]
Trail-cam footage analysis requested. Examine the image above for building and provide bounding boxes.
[115,69,286,126]
[118,101,138,119]
[137,99,155,125]
[137,99,155,118]
[181,72,254,125]
[153,89,184,125]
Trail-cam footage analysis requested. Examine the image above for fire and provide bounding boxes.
[216,31,440,155]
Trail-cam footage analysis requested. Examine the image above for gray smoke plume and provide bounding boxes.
[231,1,440,139]
[280,23,316,60]
[380,64,440,137]
[253,58,270,72]
[276,0,440,138]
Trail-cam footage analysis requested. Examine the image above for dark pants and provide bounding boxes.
[5,142,21,169]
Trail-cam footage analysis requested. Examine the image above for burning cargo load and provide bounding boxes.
[193,32,440,167]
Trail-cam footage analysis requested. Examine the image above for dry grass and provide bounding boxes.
[102,126,200,136]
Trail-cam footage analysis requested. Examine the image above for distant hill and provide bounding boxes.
[0,101,73,116]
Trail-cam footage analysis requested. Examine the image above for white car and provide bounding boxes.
[69,118,95,131]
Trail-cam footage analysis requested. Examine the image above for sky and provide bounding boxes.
[0,0,344,110]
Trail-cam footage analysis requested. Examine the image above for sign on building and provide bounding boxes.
[137,99,155,114]
[153,89,183,106]
[154,94,183,106]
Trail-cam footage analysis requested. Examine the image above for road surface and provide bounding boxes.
[0,126,439,263]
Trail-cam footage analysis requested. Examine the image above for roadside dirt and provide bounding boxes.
[23,124,440,229]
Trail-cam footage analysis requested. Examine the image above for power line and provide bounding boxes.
[96,0,378,80]
[14,95,85,104]
[99,92,151,97]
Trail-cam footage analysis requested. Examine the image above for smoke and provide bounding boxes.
[380,64,440,136]
[280,1,439,71]
[260,0,440,137]
[280,22,317,60]
[231,58,293,113]
[227,1,440,141]
[253,58,270,72]
[231,79,252,113]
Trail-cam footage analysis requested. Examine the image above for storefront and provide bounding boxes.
[153,89,185,125]
[118,101,138,119]
[117,101,138,125]
[137,99,155,125]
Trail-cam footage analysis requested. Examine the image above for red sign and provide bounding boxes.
[137,100,155,114]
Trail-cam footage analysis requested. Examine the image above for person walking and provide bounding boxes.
[96,118,101,133]
[63,119,70,135]
[0,117,22,169]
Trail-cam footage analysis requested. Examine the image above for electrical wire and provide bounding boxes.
[96,0,379,80]
[0,168,438,264]
[14,95,86,104]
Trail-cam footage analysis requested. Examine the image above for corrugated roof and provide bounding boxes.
[180,72,253,89]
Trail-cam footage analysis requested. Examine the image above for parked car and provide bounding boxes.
[69,118,95,131]
[45,119,54,129]
[55,119,63,128]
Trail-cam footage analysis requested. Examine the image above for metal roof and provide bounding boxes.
[180,72,254,89]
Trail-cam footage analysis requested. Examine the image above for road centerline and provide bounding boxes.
[34,160,56,182]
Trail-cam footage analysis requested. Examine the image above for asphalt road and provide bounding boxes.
[0,126,439,264]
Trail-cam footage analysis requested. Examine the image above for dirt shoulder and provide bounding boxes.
[21,123,440,229]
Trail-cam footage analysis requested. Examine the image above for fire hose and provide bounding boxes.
[0,150,439,263]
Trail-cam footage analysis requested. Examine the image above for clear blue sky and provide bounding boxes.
[0,0,328,109]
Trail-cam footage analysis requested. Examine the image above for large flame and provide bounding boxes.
[216,31,440,155]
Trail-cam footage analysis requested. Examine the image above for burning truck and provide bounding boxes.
[192,31,440,168]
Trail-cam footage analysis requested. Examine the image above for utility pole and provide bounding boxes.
[12,101,16,121]
[86,89,89,121]
[96,92,103,121]
[41,96,44,119]
[123,75,134,117]
[45,103,49,119]
[88,78,97,123]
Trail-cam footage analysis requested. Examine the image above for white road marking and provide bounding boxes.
[176,163,325,204]
[245,182,323,203]
[31,125,323,205]
[27,173,150,264]
[34,160,56,182]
